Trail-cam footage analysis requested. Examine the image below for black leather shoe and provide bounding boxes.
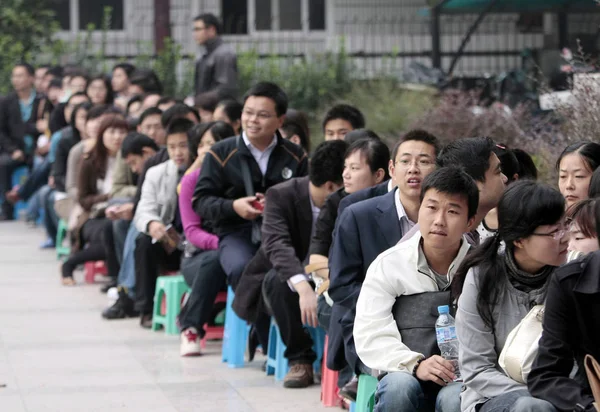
[102,288,139,320]
[248,325,260,362]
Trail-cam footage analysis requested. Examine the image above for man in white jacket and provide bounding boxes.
[354,167,479,412]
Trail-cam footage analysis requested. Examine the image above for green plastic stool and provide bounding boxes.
[56,219,71,260]
[355,374,378,412]
[151,275,190,335]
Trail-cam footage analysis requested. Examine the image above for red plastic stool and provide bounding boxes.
[200,291,227,348]
[321,335,343,407]
[84,261,108,284]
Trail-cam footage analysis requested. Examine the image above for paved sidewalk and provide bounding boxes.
[0,223,333,412]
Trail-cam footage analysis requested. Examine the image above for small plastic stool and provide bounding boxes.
[321,335,343,407]
[84,261,107,283]
[221,286,249,368]
[56,219,71,260]
[266,318,325,381]
[354,374,378,412]
[200,291,227,348]
[11,166,29,220]
[151,274,190,335]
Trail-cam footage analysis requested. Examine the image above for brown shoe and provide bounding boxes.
[283,364,314,388]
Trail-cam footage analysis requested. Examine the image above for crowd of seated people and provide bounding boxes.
[4,59,600,412]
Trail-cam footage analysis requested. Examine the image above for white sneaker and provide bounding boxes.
[180,327,202,357]
[107,287,119,303]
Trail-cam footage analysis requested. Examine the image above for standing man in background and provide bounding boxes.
[192,13,238,100]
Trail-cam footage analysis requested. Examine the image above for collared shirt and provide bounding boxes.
[395,188,416,236]
[417,240,450,291]
[242,131,277,175]
[289,182,321,291]
[387,179,394,193]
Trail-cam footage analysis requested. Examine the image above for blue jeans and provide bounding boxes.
[117,224,139,298]
[112,219,131,265]
[218,227,258,290]
[478,390,557,412]
[375,372,462,412]
[42,189,58,240]
[26,184,51,221]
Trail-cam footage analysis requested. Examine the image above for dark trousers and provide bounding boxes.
[102,218,120,280]
[62,218,112,278]
[134,232,182,315]
[0,153,26,217]
[218,228,259,290]
[179,249,227,335]
[42,188,58,240]
[262,269,316,365]
[17,158,50,200]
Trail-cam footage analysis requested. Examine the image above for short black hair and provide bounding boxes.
[343,129,381,145]
[243,82,288,117]
[161,103,200,128]
[589,167,600,198]
[166,118,195,138]
[48,77,63,89]
[46,66,64,78]
[112,63,136,77]
[86,104,113,121]
[322,104,366,131]
[391,129,441,161]
[70,70,89,83]
[194,13,222,35]
[66,91,89,105]
[310,140,348,187]
[493,144,520,183]
[126,94,143,116]
[14,62,35,76]
[346,138,390,180]
[280,121,309,153]
[437,137,495,183]
[129,68,163,94]
[421,166,479,219]
[121,132,160,158]
[216,99,243,122]
[195,91,220,112]
[157,96,177,106]
[138,107,163,125]
[512,148,538,180]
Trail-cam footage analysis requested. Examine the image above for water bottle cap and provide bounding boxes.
[438,305,450,314]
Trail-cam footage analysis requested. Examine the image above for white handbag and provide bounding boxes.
[498,305,544,384]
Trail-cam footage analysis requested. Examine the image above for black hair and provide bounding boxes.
[129,68,163,94]
[126,95,143,116]
[195,91,220,112]
[48,78,63,89]
[70,102,93,141]
[345,138,391,180]
[138,107,163,125]
[391,129,441,161]
[86,74,114,104]
[512,148,538,180]
[590,168,600,198]
[161,103,200,128]
[285,108,310,144]
[14,62,35,76]
[322,104,366,131]
[420,167,479,220]
[69,70,90,84]
[46,66,64,78]
[112,63,136,78]
[343,129,381,145]
[86,104,112,122]
[188,121,234,161]
[437,137,495,183]
[280,121,309,153]
[165,118,195,138]
[556,141,600,173]
[566,199,597,239]
[121,132,160,158]
[194,13,222,35]
[493,144,520,183]
[157,96,177,107]
[453,180,565,326]
[310,140,348,187]
[243,82,288,117]
[216,99,243,122]
[66,91,89,105]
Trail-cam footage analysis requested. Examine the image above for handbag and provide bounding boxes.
[584,355,600,410]
[498,305,544,384]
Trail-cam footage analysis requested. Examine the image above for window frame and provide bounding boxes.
[53,0,128,37]
[247,0,328,36]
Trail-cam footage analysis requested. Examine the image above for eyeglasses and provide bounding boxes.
[193,26,206,32]
[531,229,566,240]
[395,159,435,169]
[243,109,275,120]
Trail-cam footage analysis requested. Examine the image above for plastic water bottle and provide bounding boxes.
[435,305,462,381]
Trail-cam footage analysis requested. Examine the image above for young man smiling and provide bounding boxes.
[353,167,479,412]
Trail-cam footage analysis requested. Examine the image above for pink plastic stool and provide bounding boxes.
[321,336,343,407]
[84,261,108,284]
[200,291,227,348]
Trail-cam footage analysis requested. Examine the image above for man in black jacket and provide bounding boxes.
[0,63,45,220]
[192,14,237,99]
[193,82,308,290]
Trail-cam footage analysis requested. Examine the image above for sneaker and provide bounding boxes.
[39,238,55,249]
[102,288,139,320]
[338,376,359,402]
[180,327,202,357]
[106,287,119,303]
[283,364,314,388]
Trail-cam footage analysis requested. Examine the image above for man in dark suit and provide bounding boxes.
[0,63,45,220]
[234,140,347,389]
[326,130,441,400]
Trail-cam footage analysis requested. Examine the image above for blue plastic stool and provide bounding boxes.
[11,166,29,220]
[221,286,249,368]
[266,318,325,381]
[350,402,356,412]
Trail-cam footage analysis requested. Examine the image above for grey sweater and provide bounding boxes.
[456,267,549,412]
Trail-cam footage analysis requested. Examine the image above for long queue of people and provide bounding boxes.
[2,59,600,412]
